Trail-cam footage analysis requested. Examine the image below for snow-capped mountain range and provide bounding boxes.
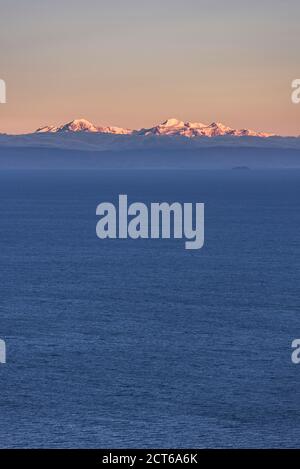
[136,118,274,138]
[36,118,132,135]
[36,118,274,138]
[1,117,300,169]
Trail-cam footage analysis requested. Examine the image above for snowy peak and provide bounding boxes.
[36,124,58,133]
[136,118,186,136]
[36,119,97,133]
[161,118,185,128]
[35,118,275,138]
[137,119,275,138]
[36,119,132,135]
[59,119,99,133]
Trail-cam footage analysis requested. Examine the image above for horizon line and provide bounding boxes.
[1,117,298,138]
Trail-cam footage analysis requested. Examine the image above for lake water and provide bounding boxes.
[0,169,300,448]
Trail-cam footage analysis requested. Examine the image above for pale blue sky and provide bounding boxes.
[1,0,300,134]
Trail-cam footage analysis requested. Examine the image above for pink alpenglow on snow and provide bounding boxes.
[36,119,132,135]
[35,118,275,138]
[136,118,275,138]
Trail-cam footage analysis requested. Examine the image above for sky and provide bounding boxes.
[0,0,300,135]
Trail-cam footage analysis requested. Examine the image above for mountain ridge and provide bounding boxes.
[35,117,275,138]
[36,118,132,135]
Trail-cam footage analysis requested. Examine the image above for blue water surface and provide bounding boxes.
[0,169,300,448]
